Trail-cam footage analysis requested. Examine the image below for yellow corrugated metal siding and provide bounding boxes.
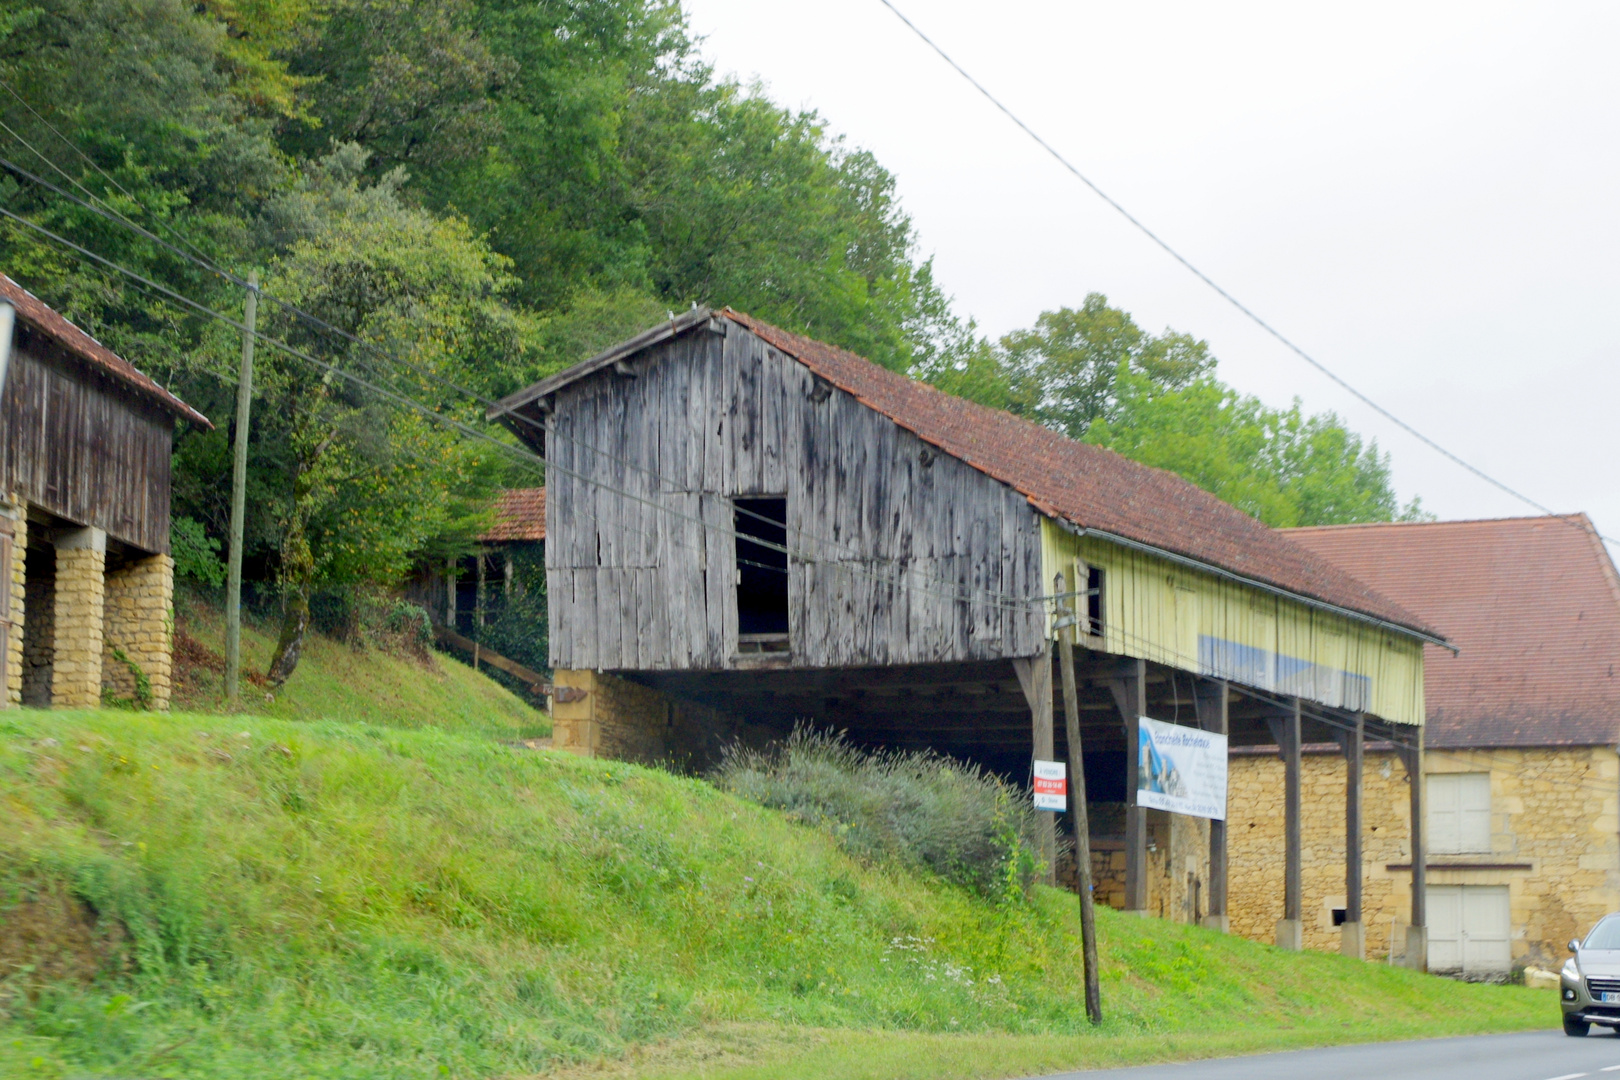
[1041,519,1425,727]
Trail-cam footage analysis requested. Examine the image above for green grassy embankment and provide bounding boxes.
[171,593,549,740]
[1,708,1551,1080]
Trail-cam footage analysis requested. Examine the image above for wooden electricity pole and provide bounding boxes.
[224,271,258,705]
[1055,572,1102,1025]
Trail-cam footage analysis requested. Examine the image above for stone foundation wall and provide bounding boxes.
[1227,746,1620,967]
[21,542,54,707]
[50,531,106,708]
[3,504,23,707]
[102,554,174,710]
[551,669,784,769]
[1059,803,1211,924]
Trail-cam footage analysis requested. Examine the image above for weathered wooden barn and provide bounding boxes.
[0,274,211,710]
[489,307,1448,963]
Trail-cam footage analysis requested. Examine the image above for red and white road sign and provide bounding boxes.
[1033,759,1067,811]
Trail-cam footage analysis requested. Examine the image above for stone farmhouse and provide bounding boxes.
[490,307,1452,964]
[0,274,210,711]
[1228,515,1620,977]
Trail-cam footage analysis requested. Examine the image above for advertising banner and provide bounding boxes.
[1032,759,1067,812]
[1136,716,1227,820]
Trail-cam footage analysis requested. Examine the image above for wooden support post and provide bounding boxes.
[1400,728,1427,971]
[476,552,487,630]
[1277,697,1304,950]
[1342,712,1366,959]
[445,556,456,628]
[1013,640,1057,886]
[1055,573,1101,1024]
[1194,679,1229,931]
[1110,658,1149,914]
[225,271,258,706]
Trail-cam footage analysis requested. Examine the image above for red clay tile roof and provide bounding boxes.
[1286,516,1620,748]
[0,273,212,428]
[482,487,546,542]
[720,309,1439,639]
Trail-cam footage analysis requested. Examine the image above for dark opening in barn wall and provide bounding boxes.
[21,541,54,707]
[733,497,788,644]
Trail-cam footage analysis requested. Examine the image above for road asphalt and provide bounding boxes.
[1037,1030,1619,1080]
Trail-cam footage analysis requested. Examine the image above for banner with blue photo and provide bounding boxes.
[1136,716,1228,821]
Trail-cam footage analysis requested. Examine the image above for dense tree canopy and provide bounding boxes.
[0,0,1423,683]
[916,293,1424,528]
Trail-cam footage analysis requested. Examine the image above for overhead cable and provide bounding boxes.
[874,0,1611,546]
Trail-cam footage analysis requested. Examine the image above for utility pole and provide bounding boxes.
[225,272,258,705]
[1055,572,1102,1024]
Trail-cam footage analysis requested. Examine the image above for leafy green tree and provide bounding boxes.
[1086,366,1426,527]
[996,293,1214,439]
[232,152,525,683]
[921,294,1424,528]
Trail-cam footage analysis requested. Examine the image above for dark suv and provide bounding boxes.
[1561,916,1620,1036]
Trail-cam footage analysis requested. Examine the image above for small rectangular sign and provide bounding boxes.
[1136,716,1228,820]
[1033,759,1067,812]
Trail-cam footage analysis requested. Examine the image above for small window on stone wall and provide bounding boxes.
[1331,908,1348,927]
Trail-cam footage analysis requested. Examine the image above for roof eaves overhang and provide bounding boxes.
[486,306,718,432]
[1050,516,1458,655]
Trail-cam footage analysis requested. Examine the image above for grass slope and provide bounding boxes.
[172,595,548,740]
[0,709,1550,1080]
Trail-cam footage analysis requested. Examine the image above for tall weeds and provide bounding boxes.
[713,727,1041,900]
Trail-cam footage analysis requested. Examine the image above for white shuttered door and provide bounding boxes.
[1428,773,1491,854]
[1427,885,1511,975]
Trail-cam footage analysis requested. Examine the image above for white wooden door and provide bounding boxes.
[1461,886,1511,974]
[1427,885,1510,975]
[1428,885,1463,973]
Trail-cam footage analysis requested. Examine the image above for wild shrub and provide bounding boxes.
[714,727,1040,900]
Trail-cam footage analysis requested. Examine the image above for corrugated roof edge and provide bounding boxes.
[0,273,212,428]
[490,305,1444,644]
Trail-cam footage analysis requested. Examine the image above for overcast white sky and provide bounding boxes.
[682,0,1620,542]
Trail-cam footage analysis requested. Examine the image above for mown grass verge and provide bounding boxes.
[0,709,1550,1079]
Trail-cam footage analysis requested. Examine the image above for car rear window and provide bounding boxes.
[1586,918,1620,950]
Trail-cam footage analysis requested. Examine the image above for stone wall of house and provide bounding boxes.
[102,554,174,710]
[550,669,785,769]
[1228,746,1620,968]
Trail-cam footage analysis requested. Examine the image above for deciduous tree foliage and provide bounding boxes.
[916,293,1424,528]
[0,0,1423,685]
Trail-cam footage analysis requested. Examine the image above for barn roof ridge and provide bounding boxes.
[490,305,1441,642]
[0,273,212,428]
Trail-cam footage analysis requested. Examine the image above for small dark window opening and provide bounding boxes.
[1331,907,1348,927]
[1086,565,1105,636]
[734,497,789,643]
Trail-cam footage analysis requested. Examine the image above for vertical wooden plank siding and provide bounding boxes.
[0,341,175,554]
[546,325,1046,671]
[1040,519,1426,728]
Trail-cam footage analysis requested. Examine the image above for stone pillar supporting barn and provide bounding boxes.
[0,273,208,712]
[489,308,1443,953]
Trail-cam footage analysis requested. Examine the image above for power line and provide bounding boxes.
[874,0,1614,548]
[0,150,1021,603]
[0,203,1054,619]
[22,200,1612,796]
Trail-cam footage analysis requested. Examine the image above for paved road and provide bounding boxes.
[1039,1030,1620,1080]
